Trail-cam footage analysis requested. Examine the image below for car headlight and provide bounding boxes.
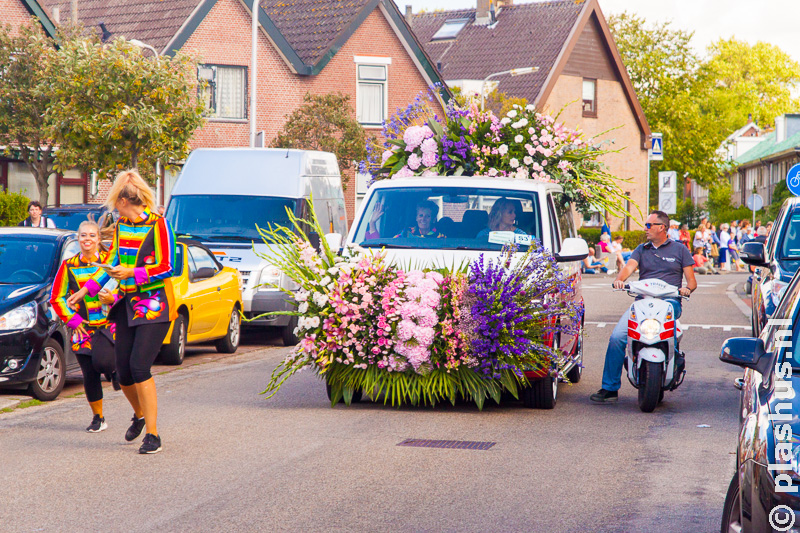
[772,280,789,307]
[639,318,661,340]
[0,302,38,331]
[258,265,282,291]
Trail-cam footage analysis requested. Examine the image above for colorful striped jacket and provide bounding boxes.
[85,208,176,300]
[50,251,113,330]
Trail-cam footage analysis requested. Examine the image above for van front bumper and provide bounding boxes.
[243,290,294,326]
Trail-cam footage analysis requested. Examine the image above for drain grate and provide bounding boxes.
[397,438,496,450]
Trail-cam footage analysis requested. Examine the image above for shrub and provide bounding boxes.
[0,190,28,226]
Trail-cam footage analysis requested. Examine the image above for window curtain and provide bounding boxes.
[216,67,246,119]
[358,82,383,124]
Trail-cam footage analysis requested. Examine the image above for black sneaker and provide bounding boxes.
[125,415,146,442]
[590,389,619,403]
[86,414,107,433]
[139,433,162,454]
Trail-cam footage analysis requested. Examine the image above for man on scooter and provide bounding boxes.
[590,210,697,403]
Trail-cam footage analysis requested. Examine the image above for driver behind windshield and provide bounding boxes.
[477,198,527,239]
[393,200,446,238]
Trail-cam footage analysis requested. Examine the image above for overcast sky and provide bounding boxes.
[398,0,800,62]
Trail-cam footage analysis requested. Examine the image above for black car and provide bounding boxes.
[0,228,80,400]
[43,204,115,231]
[720,267,800,532]
[741,196,800,336]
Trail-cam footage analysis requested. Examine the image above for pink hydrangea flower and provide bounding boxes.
[407,153,422,170]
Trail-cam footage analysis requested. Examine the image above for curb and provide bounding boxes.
[726,282,752,319]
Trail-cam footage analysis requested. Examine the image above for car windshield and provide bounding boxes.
[779,211,800,261]
[45,210,103,230]
[167,195,299,242]
[0,237,57,284]
[353,186,541,251]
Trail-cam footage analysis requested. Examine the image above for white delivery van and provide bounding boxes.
[346,175,589,407]
[165,148,348,344]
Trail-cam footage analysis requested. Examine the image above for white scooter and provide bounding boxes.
[616,279,688,412]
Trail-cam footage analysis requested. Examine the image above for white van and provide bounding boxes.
[346,175,589,408]
[166,148,348,344]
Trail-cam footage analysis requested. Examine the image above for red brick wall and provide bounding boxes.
[2,0,37,33]
[181,0,443,220]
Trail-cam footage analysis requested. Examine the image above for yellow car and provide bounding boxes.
[158,239,243,365]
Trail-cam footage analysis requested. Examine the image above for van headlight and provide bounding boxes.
[640,319,661,340]
[0,302,38,331]
[258,265,282,291]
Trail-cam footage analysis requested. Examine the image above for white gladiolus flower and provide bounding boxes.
[312,292,329,306]
[526,104,535,111]
[320,276,331,286]
[500,117,511,125]
[298,302,309,313]
[509,158,519,168]
[523,156,533,165]
[308,316,320,328]
[507,110,517,118]
[514,135,523,143]
[295,290,309,302]
[498,144,509,155]
[518,118,528,127]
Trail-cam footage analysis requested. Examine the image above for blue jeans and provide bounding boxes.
[601,299,682,392]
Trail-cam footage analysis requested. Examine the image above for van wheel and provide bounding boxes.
[522,374,558,409]
[160,314,187,365]
[720,472,741,533]
[216,306,241,354]
[28,339,66,401]
[282,316,299,346]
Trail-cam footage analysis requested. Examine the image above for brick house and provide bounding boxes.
[409,0,651,229]
[6,0,446,218]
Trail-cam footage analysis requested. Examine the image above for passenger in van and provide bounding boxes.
[394,200,446,238]
[477,198,527,239]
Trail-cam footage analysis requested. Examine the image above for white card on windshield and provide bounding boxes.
[514,234,532,245]
[487,231,516,245]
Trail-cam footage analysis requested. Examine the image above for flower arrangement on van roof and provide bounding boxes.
[359,89,638,219]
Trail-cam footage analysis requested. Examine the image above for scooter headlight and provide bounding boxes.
[640,319,661,340]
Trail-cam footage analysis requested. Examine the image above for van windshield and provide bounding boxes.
[167,195,298,242]
[353,186,541,251]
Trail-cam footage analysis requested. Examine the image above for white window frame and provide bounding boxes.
[354,57,390,128]
[197,64,248,121]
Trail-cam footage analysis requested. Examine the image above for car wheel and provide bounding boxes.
[720,472,742,533]
[215,306,241,354]
[159,314,186,365]
[565,324,583,384]
[28,339,66,401]
[282,316,299,346]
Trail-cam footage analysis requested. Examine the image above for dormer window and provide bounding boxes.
[432,18,469,40]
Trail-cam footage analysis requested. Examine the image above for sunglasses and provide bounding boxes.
[645,222,665,229]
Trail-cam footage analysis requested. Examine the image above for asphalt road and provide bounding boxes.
[0,273,752,532]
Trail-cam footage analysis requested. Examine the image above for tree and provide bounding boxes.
[450,86,527,117]
[0,20,58,204]
[48,37,205,182]
[702,38,800,139]
[609,13,725,201]
[271,93,367,188]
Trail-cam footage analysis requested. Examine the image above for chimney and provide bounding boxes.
[71,0,78,23]
[476,0,491,24]
[405,5,412,20]
[747,113,752,123]
[776,115,786,142]
[52,6,60,24]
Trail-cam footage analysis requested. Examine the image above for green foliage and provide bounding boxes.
[578,227,646,250]
[271,92,368,189]
[0,19,58,204]
[48,36,205,182]
[765,181,792,221]
[0,190,29,226]
[704,180,754,224]
[675,197,704,227]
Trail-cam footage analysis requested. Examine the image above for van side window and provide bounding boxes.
[546,194,560,253]
[553,193,577,241]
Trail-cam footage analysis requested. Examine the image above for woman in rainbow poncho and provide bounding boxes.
[68,170,176,455]
[50,219,118,433]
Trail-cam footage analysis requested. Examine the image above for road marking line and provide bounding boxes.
[585,321,749,330]
[596,322,606,328]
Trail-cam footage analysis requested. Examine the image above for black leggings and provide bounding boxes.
[75,332,115,403]
[114,318,171,386]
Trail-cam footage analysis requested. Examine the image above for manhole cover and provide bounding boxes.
[397,439,495,450]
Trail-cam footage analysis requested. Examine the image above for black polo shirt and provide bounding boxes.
[630,239,695,288]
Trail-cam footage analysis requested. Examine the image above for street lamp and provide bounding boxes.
[128,39,158,57]
[480,67,538,110]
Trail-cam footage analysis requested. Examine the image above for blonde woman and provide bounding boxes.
[50,219,118,432]
[68,170,176,454]
[477,198,526,238]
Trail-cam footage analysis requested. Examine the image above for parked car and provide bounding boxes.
[741,196,800,336]
[158,239,243,365]
[719,268,800,532]
[343,175,589,408]
[0,228,80,400]
[166,148,347,346]
[43,204,115,231]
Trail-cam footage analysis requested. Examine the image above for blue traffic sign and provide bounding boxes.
[651,137,662,156]
[788,164,800,196]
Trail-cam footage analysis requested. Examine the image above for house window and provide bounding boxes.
[198,64,247,120]
[356,64,387,126]
[432,18,469,40]
[582,78,597,117]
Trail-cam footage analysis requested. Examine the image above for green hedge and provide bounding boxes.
[578,228,647,251]
[0,190,28,227]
